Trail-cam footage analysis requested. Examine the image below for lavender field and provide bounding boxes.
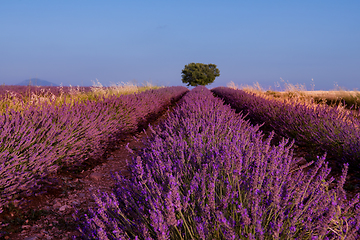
[80,86,360,239]
[0,86,188,214]
[212,87,360,171]
[1,85,360,239]
[0,83,157,113]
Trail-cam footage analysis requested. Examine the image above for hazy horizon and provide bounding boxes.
[1,1,359,90]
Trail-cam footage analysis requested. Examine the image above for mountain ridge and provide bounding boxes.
[17,78,59,86]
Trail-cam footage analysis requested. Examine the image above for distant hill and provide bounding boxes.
[17,78,59,87]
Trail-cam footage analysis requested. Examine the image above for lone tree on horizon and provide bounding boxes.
[181,63,220,87]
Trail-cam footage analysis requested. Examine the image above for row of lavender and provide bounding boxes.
[80,86,360,239]
[212,87,360,167]
[0,86,188,213]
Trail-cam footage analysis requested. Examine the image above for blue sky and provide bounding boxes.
[1,0,359,90]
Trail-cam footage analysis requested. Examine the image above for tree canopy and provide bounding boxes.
[181,63,220,87]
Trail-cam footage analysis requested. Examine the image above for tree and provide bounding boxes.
[181,63,220,87]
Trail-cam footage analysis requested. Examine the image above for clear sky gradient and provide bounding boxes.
[1,0,359,90]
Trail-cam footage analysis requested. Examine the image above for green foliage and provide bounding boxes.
[181,63,220,86]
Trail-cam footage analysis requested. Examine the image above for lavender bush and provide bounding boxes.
[212,87,360,167]
[80,86,360,239]
[0,86,188,213]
